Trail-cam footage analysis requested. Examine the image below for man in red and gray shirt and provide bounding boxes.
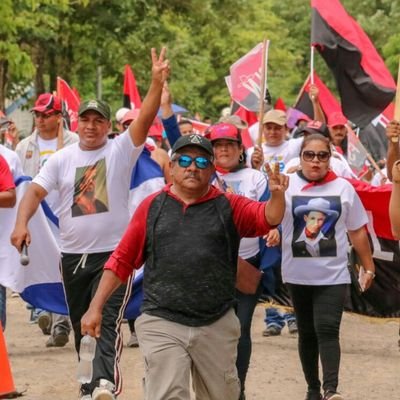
[82,134,288,400]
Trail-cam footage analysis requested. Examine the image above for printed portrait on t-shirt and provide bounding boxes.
[291,196,341,258]
[71,158,109,217]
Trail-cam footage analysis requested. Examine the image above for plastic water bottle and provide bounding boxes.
[77,335,96,383]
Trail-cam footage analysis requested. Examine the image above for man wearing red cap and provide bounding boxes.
[15,92,77,348]
[327,112,348,156]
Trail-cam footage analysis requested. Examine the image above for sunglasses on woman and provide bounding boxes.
[173,154,212,169]
[302,150,331,162]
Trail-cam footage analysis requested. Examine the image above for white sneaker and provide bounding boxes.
[80,396,92,400]
[92,379,116,400]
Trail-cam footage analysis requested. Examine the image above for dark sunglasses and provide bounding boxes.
[174,154,212,169]
[302,150,331,162]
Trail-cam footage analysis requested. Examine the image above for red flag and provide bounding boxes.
[227,42,269,112]
[311,0,396,128]
[123,65,142,110]
[232,103,258,148]
[346,126,368,174]
[56,77,80,132]
[274,98,287,111]
[295,73,342,119]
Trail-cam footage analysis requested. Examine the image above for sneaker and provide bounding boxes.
[127,332,139,348]
[305,390,322,400]
[323,391,344,400]
[38,311,52,335]
[92,379,116,400]
[79,387,92,400]
[262,325,282,337]
[80,396,92,400]
[46,328,69,347]
[287,319,298,335]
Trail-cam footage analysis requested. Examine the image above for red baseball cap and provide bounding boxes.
[208,123,241,143]
[328,112,347,127]
[31,93,62,114]
[121,109,140,125]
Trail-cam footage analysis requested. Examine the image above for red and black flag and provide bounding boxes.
[123,65,142,110]
[311,0,396,128]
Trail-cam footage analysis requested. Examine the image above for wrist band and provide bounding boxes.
[365,270,375,279]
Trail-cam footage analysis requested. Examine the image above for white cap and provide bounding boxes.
[115,107,130,123]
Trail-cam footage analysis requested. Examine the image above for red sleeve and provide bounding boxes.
[104,191,160,282]
[225,192,272,237]
[0,156,15,192]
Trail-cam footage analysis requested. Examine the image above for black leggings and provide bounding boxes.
[287,283,347,394]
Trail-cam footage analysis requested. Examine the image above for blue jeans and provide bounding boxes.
[265,307,296,329]
[0,285,6,330]
[235,253,262,394]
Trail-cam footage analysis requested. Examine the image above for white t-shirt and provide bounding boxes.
[213,167,268,259]
[34,132,143,253]
[246,137,303,172]
[37,137,60,212]
[281,173,368,285]
[0,144,23,180]
[37,136,58,170]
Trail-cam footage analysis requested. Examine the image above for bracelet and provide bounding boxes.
[364,270,376,279]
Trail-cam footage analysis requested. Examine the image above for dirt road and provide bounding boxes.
[4,292,400,399]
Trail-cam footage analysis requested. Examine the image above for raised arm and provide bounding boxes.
[128,47,170,147]
[10,183,48,251]
[386,120,400,181]
[309,84,326,124]
[263,162,289,225]
[160,81,181,147]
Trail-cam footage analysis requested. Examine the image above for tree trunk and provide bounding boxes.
[33,45,46,95]
[0,60,8,111]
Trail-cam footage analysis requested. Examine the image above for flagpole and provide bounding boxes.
[257,39,268,147]
[353,126,386,179]
[53,89,64,150]
[293,74,310,107]
[392,58,400,142]
[310,46,315,85]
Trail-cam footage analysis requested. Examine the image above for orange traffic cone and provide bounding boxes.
[0,322,17,398]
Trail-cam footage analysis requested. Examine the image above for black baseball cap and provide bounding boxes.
[171,134,214,157]
[78,99,111,120]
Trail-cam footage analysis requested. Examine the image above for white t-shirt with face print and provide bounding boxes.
[281,173,368,285]
[34,131,143,253]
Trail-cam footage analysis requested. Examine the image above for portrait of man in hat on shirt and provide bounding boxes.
[292,197,340,258]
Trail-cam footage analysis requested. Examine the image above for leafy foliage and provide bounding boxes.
[0,0,396,119]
